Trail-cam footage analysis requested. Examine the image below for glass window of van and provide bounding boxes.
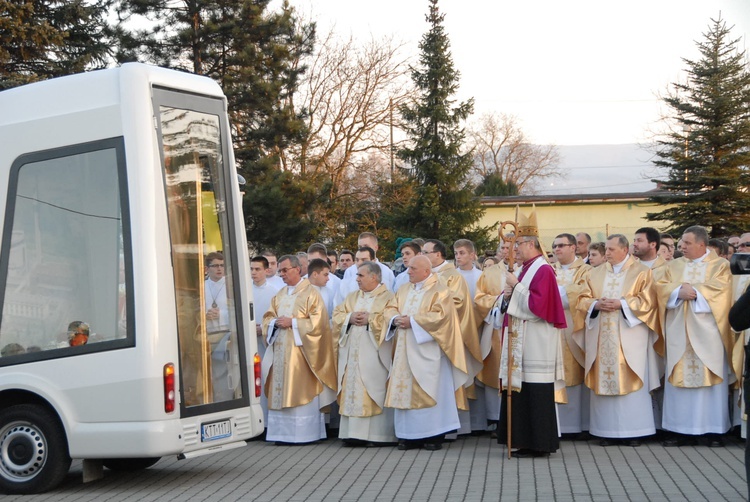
[0,140,131,362]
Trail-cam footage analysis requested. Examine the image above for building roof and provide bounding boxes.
[481,190,670,206]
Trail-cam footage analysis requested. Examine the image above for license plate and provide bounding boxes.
[201,419,232,442]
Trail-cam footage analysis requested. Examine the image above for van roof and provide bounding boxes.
[0,63,224,128]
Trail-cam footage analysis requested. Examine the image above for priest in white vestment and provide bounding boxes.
[204,252,233,402]
[551,233,591,435]
[656,225,734,447]
[423,239,483,436]
[454,238,490,433]
[577,234,661,446]
[383,256,470,451]
[332,262,397,445]
[262,254,337,444]
[474,260,507,431]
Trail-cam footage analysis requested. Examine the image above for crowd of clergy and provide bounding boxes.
[245,209,750,458]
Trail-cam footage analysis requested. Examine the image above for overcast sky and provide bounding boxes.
[285,0,750,147]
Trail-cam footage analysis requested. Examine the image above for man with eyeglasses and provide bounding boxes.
[498,209,566,458]
[551,233,591,438]
[262,254,337,444]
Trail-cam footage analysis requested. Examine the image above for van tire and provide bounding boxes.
[103,457,160,471]
[0,404,71,494]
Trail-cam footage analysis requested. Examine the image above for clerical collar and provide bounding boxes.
[559,261,572,270]
[612,254,630,273]
[691,250,710,263]
[639,258,657,268]
[432,261,447,272]
[413,274,432,290]
[522,254,543,268]
[285,279,302,294]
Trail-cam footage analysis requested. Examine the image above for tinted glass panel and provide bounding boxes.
[0,147,127,358]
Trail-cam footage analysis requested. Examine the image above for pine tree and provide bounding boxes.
[0,0,113,90]
[648,17,750,237]
[117,0,320,251]
[390,0,491,249]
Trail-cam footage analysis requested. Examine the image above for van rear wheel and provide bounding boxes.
[103,457,160,471]
[0,404,71,494]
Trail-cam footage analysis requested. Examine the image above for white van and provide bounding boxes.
[0,63,263,494]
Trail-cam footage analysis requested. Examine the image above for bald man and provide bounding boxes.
[383,255,470,451]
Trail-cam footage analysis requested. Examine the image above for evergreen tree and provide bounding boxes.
[648,17,750,237]
[117,0,320,251]
[389,0,491,248]
[0,0,113,90]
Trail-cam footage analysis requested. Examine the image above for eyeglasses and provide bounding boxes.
[739,242,750,248]
[422,250,439,254]
[278,267,299,274]
[208,264,225,268]
[552,243,574,249]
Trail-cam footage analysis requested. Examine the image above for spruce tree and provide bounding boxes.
[391,0,490,248]
[648,17,750,237]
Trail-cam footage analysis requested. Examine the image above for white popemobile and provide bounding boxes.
[0,64,263,494]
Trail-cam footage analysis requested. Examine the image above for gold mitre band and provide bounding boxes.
[515,204,539,238]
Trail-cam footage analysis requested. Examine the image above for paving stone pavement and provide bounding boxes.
[7,434,748,501]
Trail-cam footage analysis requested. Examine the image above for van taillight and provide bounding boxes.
[164,363,175,413]
[253,353,261,397]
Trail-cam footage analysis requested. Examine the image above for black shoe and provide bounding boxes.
[424,442,442,451]
[342,439,368,447]
[662,435,698,447]
[704,434,725,448]
[623,439,641,447]
[397,440,420,451]
[598,439,619,447]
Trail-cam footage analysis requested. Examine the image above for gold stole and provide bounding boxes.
[339,291,380,417]
[669,262,722,387]
[585,269,641,395]
[384,286,435,409]
[268,292,308,409]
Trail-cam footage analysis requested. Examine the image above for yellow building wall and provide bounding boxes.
[478,200,674,249]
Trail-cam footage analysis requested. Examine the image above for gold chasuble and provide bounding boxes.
[261,279,337,410]
[578,256,660,395]
[384,274,468,410]
[473,262,508,390]
[656,251,734,388]
[553,257,590,388]
[434,263,483,407]
[332,284,394,417]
